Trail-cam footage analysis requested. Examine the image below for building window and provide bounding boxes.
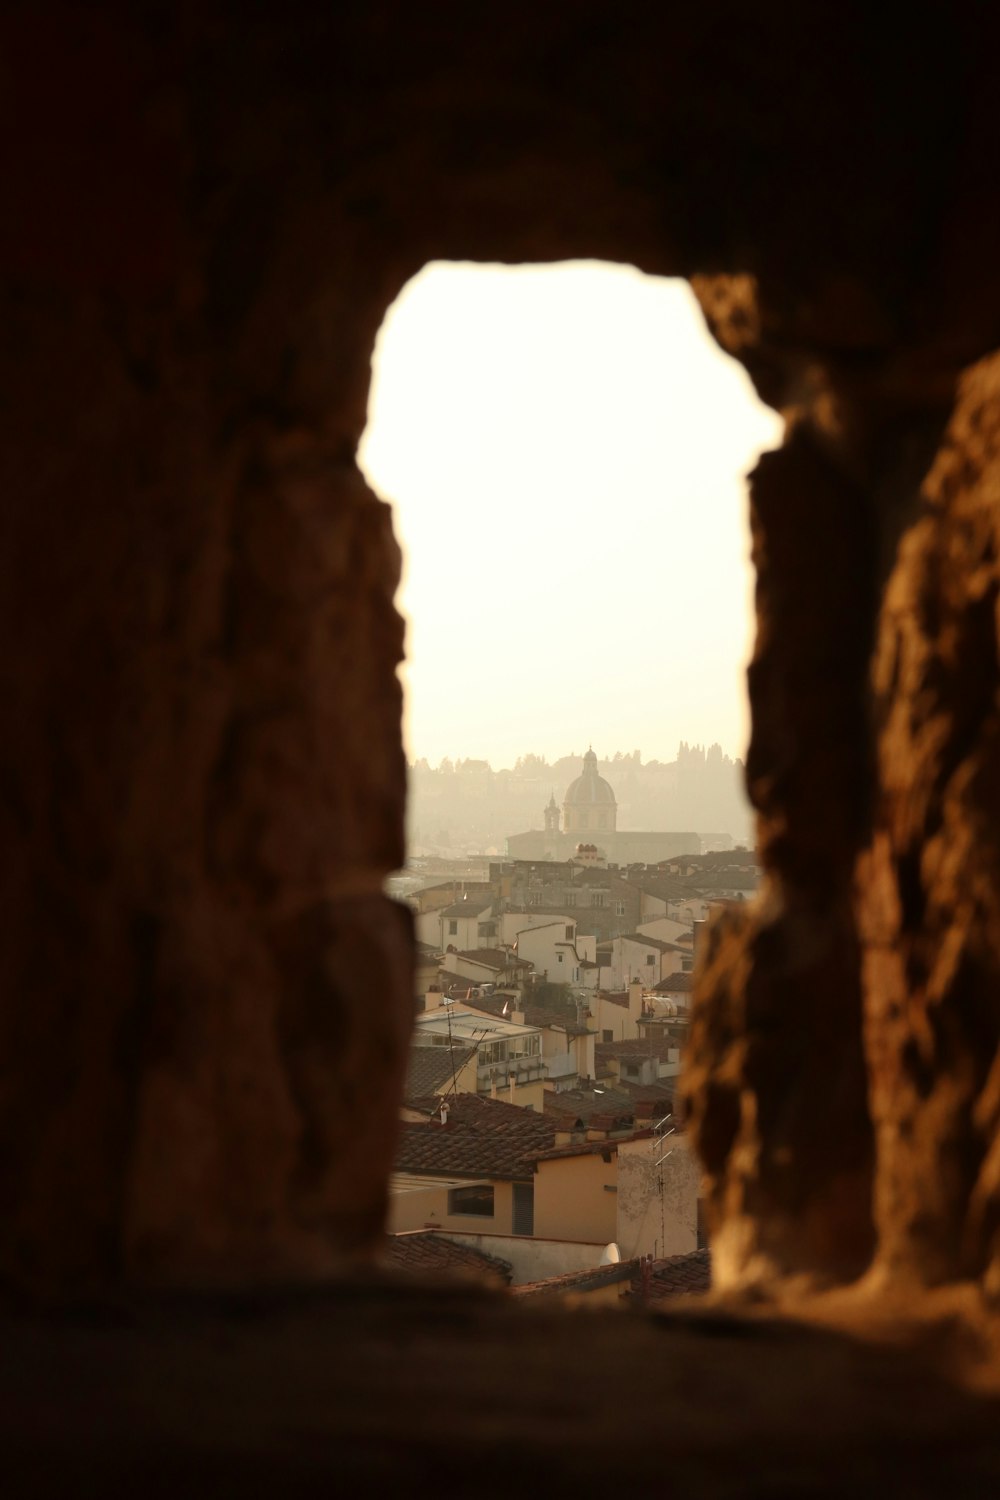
[448,920,458,936]
[615,900,626,917]
[479,1033,541,1068]
[512,1181,535,1236]
[603,1029,613,1043]
[448,1185,495,1217]
[591,893,607,908]
[646,954,655,965]
[565,925,574,940]
[557,952,564,964]
[564,892,576,907]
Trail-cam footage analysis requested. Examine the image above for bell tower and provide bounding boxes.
[544,791,560,833]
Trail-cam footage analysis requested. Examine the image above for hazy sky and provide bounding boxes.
[358,262,783,768]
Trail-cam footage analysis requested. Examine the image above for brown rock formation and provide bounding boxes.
[3,1,1000,1314]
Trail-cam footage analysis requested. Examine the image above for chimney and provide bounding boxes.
[439,1101,450,1126]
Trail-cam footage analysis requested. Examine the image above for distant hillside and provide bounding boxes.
[406,744,751,855]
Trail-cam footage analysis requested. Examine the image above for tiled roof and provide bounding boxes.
[514,1260,637,1299]
[654,971,695,992]
[544,1086,635,1126]
[454,949,531,971]
[544,1084,674,1126]
[404,1044,478,1103]
[631,1248,711,1303]
[523,1006,590,1036]
[382,1231,512,1285]
[393,1093,556,1181]
[596,1038,678,1064]
[670,850,757,871]
[511,1249,711,1303]
[438,970,487,993]
[531,1135,644,1163]
[437,973,525,1002]
[619,933,682,952]
[629,876,699,900]
[444,990,516,1018]
[422,880,496,898]
[623,1083,676,1117]
[699,872,759,891]
[440,901,493,918]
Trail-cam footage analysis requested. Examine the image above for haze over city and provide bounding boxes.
[359,260,784,771]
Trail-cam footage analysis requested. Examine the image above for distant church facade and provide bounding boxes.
[506,748,699,864]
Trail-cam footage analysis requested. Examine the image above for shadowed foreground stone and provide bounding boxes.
[3,1282,1000,1496]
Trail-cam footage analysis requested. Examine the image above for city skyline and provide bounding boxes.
[404,742,740,770]
[359,261,784,766]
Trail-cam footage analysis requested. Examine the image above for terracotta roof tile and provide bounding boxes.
[453,949,532,970]
[514,1260,638,1299]
[544,1086,635,1125]
[393,1093,556,1181]
[544,1082,673,1125]
[382,1231,512,1285]
[631,1248,711,1303]
[523,1006,590,1036]
[596,1038,679,1065]
[619,933,683,952]
[404,1044,478,1103]
[653,971,695,992]
[530,1134,648,1163]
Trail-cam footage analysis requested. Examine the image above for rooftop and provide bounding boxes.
[382,1231,512,1285]
[514,1248,709,1303]
[393,1094,556,1181]
[632,1248,712,1303]
[596,1038,679,1065]
[544,1085,670,1127]
[453,948,532,971]
[618,932,686,952]
[513,1260,635,1299]
[415,1010,540,1045]
[404,1044,478,1103]
[653,971,695,993]
[440,901,493,918]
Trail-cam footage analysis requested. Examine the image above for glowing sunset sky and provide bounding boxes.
[359,262,783,768]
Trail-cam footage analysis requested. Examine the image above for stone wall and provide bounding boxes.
[3,1,1000,1303]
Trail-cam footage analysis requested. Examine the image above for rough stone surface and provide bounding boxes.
[860,353,1000,1291]
[2,1284,1000,1496]
[4,0,1000,1323]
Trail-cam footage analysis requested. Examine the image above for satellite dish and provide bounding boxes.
[599,1242,621,1265]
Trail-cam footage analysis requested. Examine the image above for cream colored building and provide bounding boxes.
[615,1133,699,1260]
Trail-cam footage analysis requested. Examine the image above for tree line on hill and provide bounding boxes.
[407,744,751,853]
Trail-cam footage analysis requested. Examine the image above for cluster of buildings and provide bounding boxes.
[505,747,703,864]
[385,769,760,1304]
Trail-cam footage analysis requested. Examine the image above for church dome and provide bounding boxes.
[563,749,616,808]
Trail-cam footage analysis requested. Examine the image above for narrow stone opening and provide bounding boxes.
[357,261,783,1280]
[360,261,782,849]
